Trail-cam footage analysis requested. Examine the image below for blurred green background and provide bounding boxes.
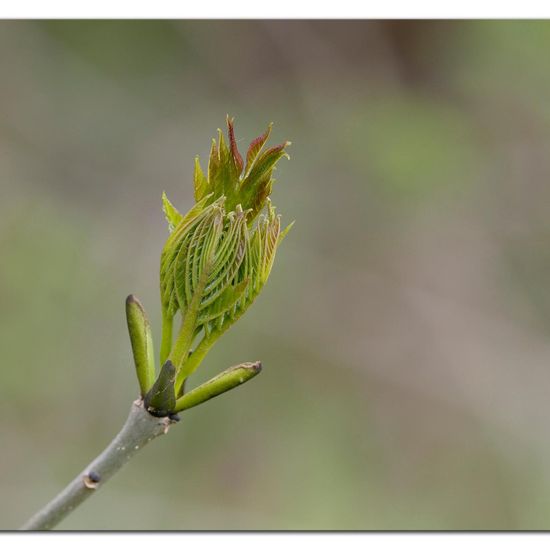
[2,20,550,530]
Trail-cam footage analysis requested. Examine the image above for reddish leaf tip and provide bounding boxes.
[226,116,244,174]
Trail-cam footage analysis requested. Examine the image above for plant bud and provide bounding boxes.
[125,295,156,397]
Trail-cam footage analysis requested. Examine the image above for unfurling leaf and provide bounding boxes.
[162,192,183,234]
[193,118,290,222]
[160,193,218,320]
[194,157,209,202]
[156,117,292,404]
[245,123,272,177]
[227,115,244,175]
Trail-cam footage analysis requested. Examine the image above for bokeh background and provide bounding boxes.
[2,20,550,530]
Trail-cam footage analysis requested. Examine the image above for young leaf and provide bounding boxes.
[160,194,219,319]
[199,207,248,307]
[162,192,183,233]
[259,201,282,283]
[243,142,290,190]
[244,123,272,177]
[226,116,244,175]
[240,142,290,222]
[173,202,225,313]
[207,138,220,193]
[193,157,209,202]
[199,279,248,326]
[278,220,295,244]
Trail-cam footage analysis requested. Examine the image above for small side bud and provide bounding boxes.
[125,295,156,398]
[144,360,176,417]
[174,361,262,413]
[83,471,101,490]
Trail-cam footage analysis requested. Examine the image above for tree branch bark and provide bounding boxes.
[20,399,176,530]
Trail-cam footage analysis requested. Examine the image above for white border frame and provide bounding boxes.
[1,1,550,19]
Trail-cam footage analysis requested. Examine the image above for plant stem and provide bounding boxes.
[160,314,173,367]
[20,399,175,531]
[176,333,216,383]
[171,292,204,393]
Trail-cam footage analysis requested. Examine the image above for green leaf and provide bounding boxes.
[240,142,290,222]
[259,201,282,283]
[160,194,218,319]
[212,129,237,201]
[173,202,225,313]
[196,121,289,222]
[207,138,220,192]
[227,115,244,175]
[244,123,272,177]
[279,220,295,244]
[199,207,248,308]
[167,206,251,389]
[193,157,209,202]
[162,192,183,233]
[244,142,289,184]
[199,279,248,326]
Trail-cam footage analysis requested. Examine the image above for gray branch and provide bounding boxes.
[20,399,176,530]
